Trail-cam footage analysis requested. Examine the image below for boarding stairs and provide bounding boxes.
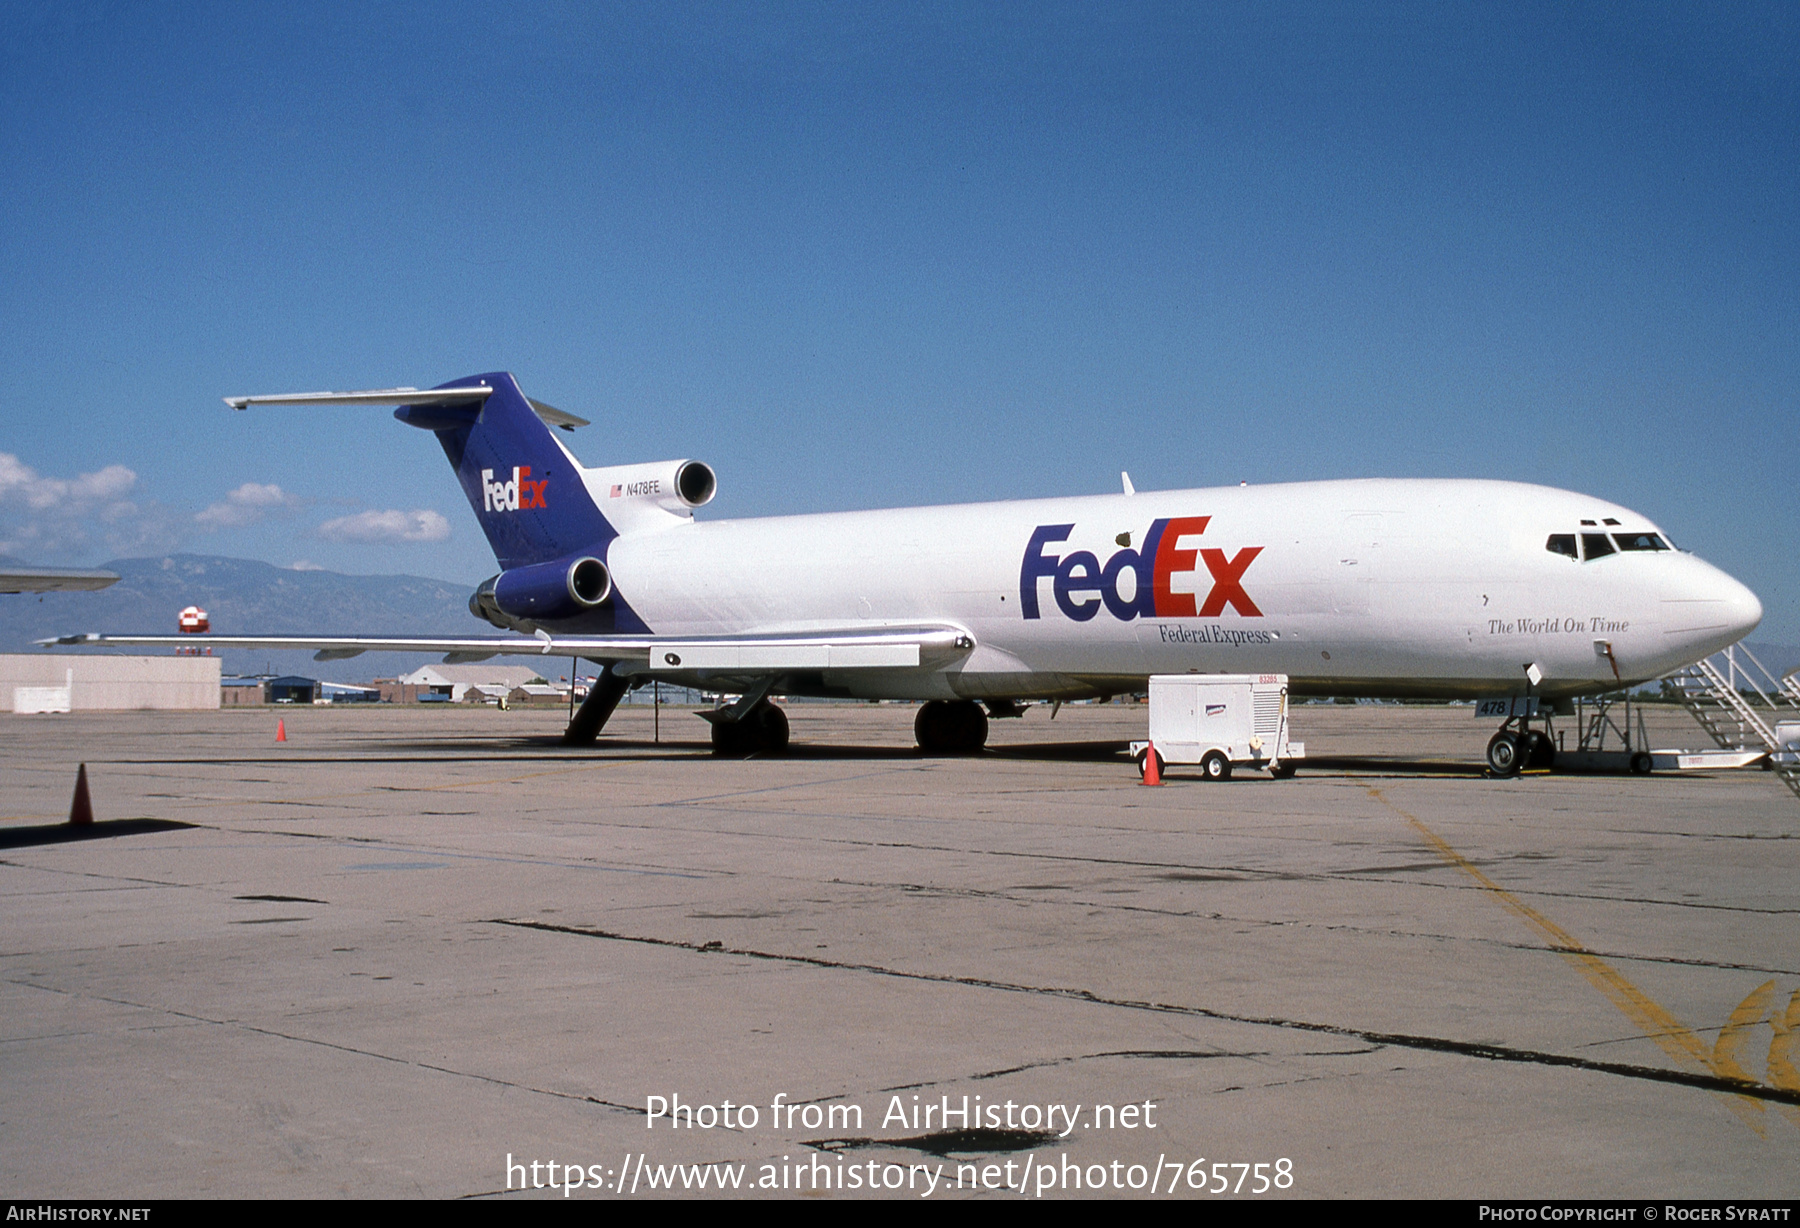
[1665,644,1800,802]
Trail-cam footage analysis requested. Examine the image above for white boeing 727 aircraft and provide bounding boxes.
[44,372,1762,772]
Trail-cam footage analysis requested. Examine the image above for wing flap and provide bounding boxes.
[649,642,920,670]
[39,633,597,657]
[39,626,972,669]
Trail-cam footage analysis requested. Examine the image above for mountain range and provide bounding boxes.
[0,554,568,683]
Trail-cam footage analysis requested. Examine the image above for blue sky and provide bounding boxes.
[2,2,1795,639]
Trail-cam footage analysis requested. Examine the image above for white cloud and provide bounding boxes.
[315,508,451,543]
[195,482,303,529]
[0,452,137,512]
[286,559,325,571]
[0,452,164,557]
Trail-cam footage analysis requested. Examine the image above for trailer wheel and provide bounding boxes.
[1201,751,1231,782]
[1630,752,1653,775]
[1136,748,1165,780]
[1486,732,1522,777]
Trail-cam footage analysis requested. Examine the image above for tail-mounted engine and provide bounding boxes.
[469,554,612,630]
[584,459,716,529]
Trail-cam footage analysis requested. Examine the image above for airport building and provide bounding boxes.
[0,652,221,712]
[230,677,382,705]
[220,676,268,706]
[395,664,550,703]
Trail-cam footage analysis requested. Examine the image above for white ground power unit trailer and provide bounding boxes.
[1130,673,1304,781]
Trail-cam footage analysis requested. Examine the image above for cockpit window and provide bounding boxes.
[1613,532,1668,552]
[1581,533,1616,560]
[1546,534,1578,558]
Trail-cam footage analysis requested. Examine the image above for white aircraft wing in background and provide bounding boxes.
[2,566,119,594]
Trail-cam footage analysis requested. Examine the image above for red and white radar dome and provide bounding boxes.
[178,605,210,634]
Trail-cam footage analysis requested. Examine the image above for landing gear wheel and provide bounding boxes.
[1486,732,1523,777]
[1630,752,1653,775]
[1136,748,1165,780]
[1270,761,1297,779]
[711,719,749,756]
[752,703,789,752]
[914,700,989,755]
[710,703,790,756]
[1200,750,1232,782]
[1523,730,1556,769]
[914,702,942,753]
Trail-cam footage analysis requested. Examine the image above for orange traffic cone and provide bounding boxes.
[1141,743,1162,787]
[276,719,287,743]
[70,763,94,826]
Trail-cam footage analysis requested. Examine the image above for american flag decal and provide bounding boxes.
[610,484,622,498]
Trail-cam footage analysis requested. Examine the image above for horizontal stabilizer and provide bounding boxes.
[222,385,589,431]
[223,387,492,410]
[525,398,590,431]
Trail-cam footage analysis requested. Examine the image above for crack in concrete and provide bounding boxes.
[950,1048,1277,1085]
[3,975,642,1117]
[214,828,713,879]
[490,918,1800,1109]
[0,860,196,889]
[477,811,1800,917]
[808,1127,1058,1156]
[789,876,1800,977]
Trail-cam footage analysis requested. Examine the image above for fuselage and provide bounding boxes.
[551,478,1761,703]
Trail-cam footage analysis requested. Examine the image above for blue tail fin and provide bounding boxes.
[396,372,616,572]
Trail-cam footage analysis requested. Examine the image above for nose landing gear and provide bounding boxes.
[1486,717,1558,777]
[1486,730,1524,776]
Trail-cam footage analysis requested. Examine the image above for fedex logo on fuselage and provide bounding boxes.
[1020,517,1262,622]
[482,467,547,513]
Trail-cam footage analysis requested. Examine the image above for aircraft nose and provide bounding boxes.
[1723,574,1764,641]
[1661,560,1762,648]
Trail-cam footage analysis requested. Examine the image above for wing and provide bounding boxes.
[38,626,975,669]
[1,567,120,594]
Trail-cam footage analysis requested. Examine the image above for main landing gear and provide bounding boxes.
[914,700,989,755]
[710,701,790,756]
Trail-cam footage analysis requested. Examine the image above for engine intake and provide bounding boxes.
[588,458,716,516]
[675,460,716,507]
[477,555,613,624]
